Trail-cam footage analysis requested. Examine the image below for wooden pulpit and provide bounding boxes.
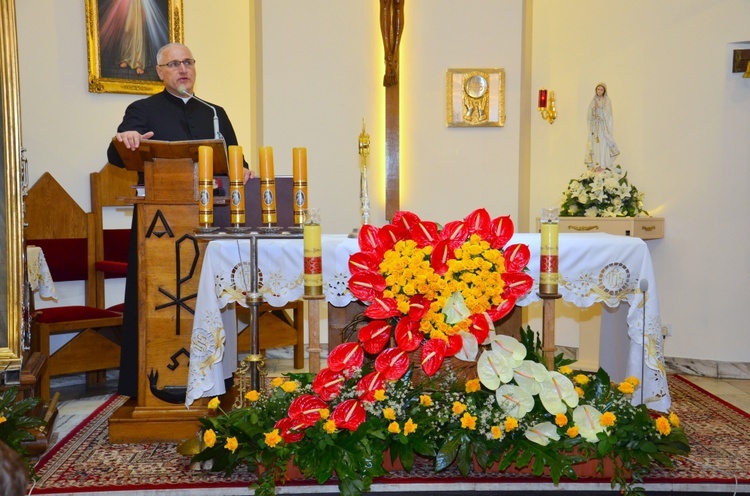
[108,140,226,443]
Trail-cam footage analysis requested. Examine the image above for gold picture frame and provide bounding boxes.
[85,0,184,95]
[446,68,505,127]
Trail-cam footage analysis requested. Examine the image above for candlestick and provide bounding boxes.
[292,147,308,225]
[304,208,323,296]
[539,207,559,295]
[198,145,213,227]
[228,145,245,226]
[258,146,277,225]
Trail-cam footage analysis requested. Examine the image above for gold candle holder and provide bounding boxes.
[292,147,308,225]
[303,208,323,296]
[228,145,245,226]
[198,145,214,228]
[259,146,277,226]
[539,207,559,295]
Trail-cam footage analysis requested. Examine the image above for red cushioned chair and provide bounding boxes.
[26,172,123,401]
[90,163,138,310]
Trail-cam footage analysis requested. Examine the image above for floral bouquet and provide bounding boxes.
[560,165,647,217]
[192,209,689,496]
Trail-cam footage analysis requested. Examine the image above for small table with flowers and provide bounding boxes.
[186,232,670,412]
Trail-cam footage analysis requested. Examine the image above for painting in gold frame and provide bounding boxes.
[446,68,505,127]
[86,0,184,95]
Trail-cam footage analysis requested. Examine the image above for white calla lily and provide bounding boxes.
[573,404,605,443]
[477,349,514,390]
[512,360,550,396]
[524,421,561,446]
[539,371,579,415]
[495,384,534,419]
[489,335,526,367]
[453,332,478,362]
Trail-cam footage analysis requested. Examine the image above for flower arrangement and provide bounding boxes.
[0,386,46,477]
[559,165,648,217]
[193,209,688,496]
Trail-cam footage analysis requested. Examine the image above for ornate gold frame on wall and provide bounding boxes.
[446,68,506,127]
[85,0,184,95]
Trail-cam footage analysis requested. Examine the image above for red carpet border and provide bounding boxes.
[30,375,750,494]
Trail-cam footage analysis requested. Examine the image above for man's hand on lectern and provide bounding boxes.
[115,130,155,151]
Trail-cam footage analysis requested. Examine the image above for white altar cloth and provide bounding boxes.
[27,245,56,298]
[186,233,670,412]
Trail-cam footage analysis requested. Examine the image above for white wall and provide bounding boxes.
[15,0,750,365]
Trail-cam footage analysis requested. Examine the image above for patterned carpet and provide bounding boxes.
[30,375,750,495]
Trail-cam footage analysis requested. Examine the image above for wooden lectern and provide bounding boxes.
[108,139,227,443]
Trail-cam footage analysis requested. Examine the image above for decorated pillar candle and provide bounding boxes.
[292,147,308,225]
[258,146,277,225]
[304,208,322,296]
[539,207,559,294]
[228,145,245,226]
[198,145,213,227]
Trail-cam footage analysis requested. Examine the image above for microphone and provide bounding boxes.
[178,85,223,140]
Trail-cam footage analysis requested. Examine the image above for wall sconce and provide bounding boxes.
[733,49,750,78]
[538,88,557,124]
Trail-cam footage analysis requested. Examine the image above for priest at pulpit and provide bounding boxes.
[106,42,251,398]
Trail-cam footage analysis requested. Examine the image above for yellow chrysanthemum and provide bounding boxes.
[573,374,590,385]
[374,389,387,401]
[224,436,238,453]
[383,407,396,420]
[567,426,579,438]
[265,429,282,448]
[270,377,284,388]
[324,420,337,434]
[281,381,297,393]
[575,386,584,398]
[207,397,220,410]
[0,416,6,424]
[624,376,640,387]
[491,425,503,440]
[504,417,519,432]
[600,412,617,427]
[420,395,433,407]
[245,390,260,402]
[655,416,671,436]
[203,429,216,448]
[320,408,330,420]
[460,412,477,430]
[404,418,417,436]
[388,422,401,434]
[452,401,467,415]
[558,365,573,375]
[668,412,680,428]
[554,413,568,427]
[617,382,635,395]
[465,378,481,393]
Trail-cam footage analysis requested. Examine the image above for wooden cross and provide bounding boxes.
[380,0,403,220]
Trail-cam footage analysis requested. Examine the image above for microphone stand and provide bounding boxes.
[639,278,648,405]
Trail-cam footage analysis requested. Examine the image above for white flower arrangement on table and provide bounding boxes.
[560,165,647,218]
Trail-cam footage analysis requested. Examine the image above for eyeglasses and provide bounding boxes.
[157,59,196,69]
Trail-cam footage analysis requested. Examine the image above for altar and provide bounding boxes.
[186,233,671,412]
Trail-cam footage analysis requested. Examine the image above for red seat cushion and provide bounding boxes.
[95,260,128,277]
[34,305,122,324]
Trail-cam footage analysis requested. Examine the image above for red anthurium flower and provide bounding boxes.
[375,347,410,380]
[348,252,381,275]
[378,224,409,251]
[407,294,430,321]
[503,243,530,272]
[356,371,386,401]
[468,312,492,344]
[391,211,422,233]
[358,320,393,354]
[358,224,384,255]
[421,338,448,377]
[348,271,387,302]
[411,220,440,248]
[327,342,364,374]
[363,296,401,319]
[488,295,516,322]
[439,220,468,250]
[490,215,514,249]
[464,208,492,237]
[312,368,347,401]
[394,317,423,352]
[274,416,306,443]
[430,240,453,275]
[287,394,329,427]
[331,399,366,431]
[501,272,534,299]
[446,334,464,357]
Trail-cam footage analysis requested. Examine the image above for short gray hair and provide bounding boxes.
[156,43,191,64]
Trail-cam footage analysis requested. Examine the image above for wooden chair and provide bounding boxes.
[90,163,138,310]
[215,176,305,369]
[25,173,123,401]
